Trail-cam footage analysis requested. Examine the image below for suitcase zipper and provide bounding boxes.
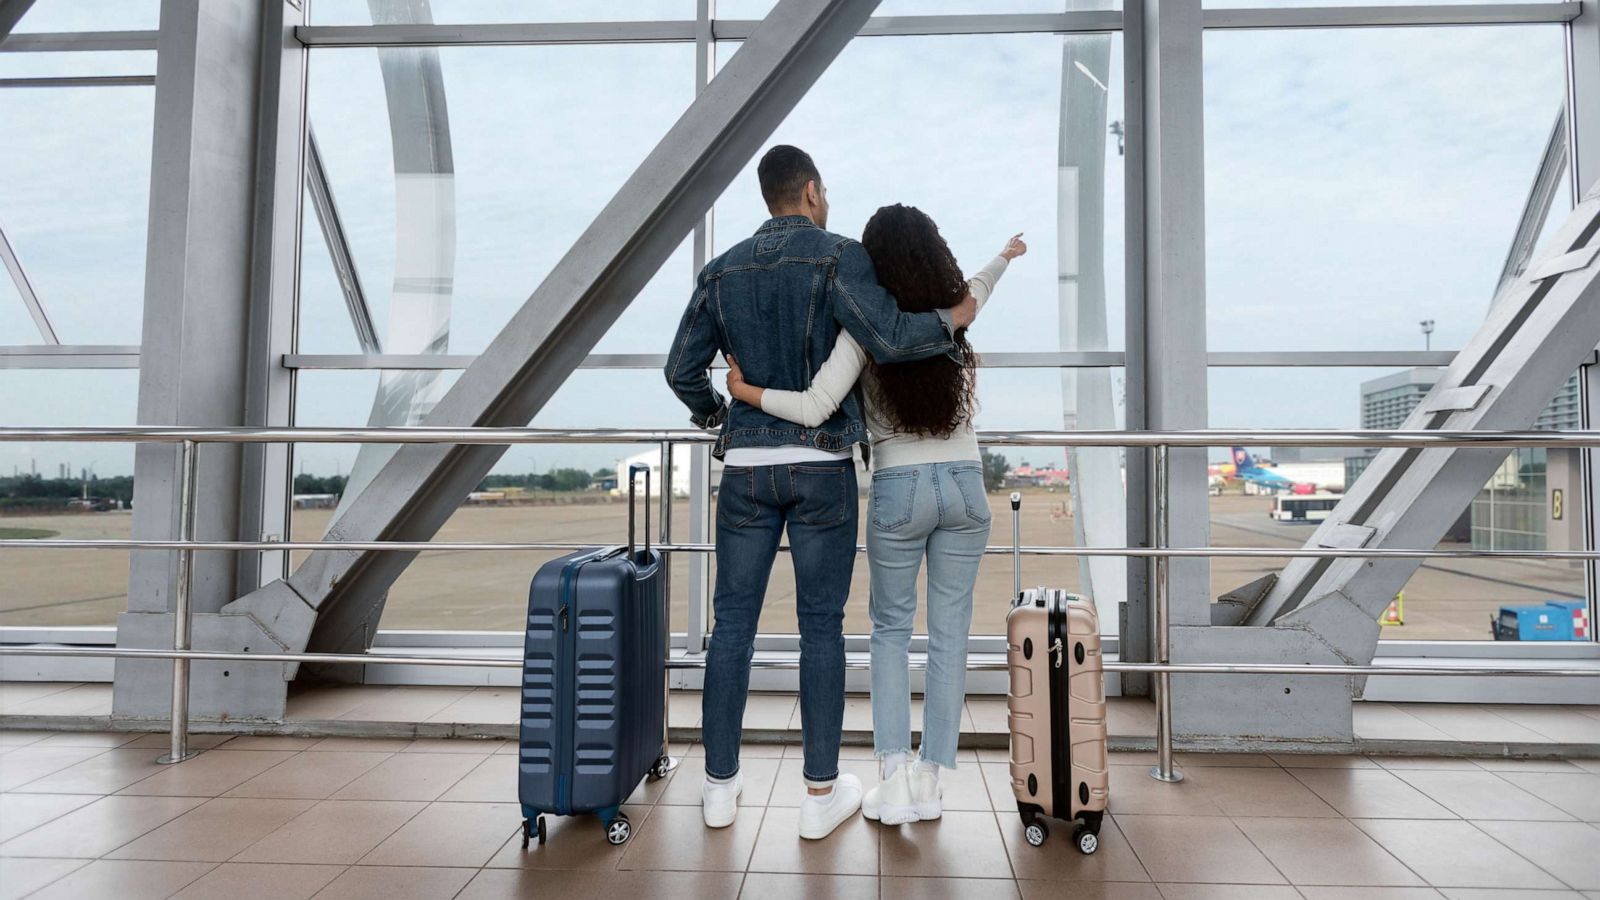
[1048,592,1072,817]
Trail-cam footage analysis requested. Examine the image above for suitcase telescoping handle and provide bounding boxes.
[628,463,652,561]
[1010,491,1022,601]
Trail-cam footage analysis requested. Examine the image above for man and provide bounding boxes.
[665,145,976,840]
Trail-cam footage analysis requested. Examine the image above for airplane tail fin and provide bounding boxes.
[1231,446,1257,472]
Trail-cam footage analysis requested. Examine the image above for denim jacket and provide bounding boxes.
[665,215,956,458]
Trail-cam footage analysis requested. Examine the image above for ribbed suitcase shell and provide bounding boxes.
[1006,588,1108,847]
[518,546,665,824]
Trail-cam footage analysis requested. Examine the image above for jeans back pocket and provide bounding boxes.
[949,464,993,526]
[792,465,852,528]
[870,469,918,531]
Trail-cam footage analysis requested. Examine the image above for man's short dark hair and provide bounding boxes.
[757,145,821,210]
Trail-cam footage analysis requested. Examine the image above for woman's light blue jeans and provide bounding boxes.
[866,460,991,769]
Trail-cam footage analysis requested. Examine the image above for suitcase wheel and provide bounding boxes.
[520,816,547,849]
[1075,827,1098,855]
[605,812,632,846]
[650,755,676,780]
[1024,821,1048,847]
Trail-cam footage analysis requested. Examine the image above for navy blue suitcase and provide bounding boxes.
[518,465,671,848]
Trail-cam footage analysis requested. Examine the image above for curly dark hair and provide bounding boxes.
[860,204,976,438]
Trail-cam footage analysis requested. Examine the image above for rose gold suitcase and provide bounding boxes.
[1004,493,1108,854]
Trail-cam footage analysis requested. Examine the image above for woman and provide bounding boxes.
[726,203,1025,826]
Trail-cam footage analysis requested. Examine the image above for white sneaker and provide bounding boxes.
[798,773,863,840]
[875,767,920,826]
[702,773,742,828]
[908,765,943,821]
[862,777,884,821]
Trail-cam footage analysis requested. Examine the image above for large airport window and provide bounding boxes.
[4,1,158,32]
[713,31,1127,354]
[0,370,140,628]
[1202,24,1568,353]
[300,43,694,357]
[1207,366,1589,642]
[0,79,154,346]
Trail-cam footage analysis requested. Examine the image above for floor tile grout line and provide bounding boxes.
[1222,808,1300,890]
[1458,814,1586,893]
[1388,764,1579,822]
[5,856,91,900]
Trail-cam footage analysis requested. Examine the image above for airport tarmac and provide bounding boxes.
[0,490,1584,641]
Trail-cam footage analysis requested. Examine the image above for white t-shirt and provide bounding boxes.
[722,445,852,467]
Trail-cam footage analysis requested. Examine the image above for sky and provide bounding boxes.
[0,1,1580,480]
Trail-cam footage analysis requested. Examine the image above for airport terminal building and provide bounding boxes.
[1,1,1597,897]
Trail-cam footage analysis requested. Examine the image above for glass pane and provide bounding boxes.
[1207,366,1588,642]
[303,44,694,356]
[296,369,698,631]
[713,31,1127,353]
[720,1,1112,16]
[1205,0,1556,6]
[0,50,155,79]
[9,0,158,31]
[1203,25,1567,352]
[0,370,139,627]
[312,1,690,24]
[0,84,154,345]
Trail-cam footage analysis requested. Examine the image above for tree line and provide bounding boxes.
[0,475,135,511]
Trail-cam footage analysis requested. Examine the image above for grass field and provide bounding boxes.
[0,489,1584,640]
[0,527,57,540]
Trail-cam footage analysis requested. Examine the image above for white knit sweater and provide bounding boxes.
[757,255,1008,471]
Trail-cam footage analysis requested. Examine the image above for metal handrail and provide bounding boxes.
[3,424,1597,779]
[0,646,1593,679]
[9,537,1600,561]
[11,424,1600,447]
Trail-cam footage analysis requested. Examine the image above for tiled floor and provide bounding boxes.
[1,729,1597,899]
[9,681,1600,751]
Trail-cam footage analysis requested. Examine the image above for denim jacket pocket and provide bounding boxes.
[870,469,918,531]
[949,465,993,526]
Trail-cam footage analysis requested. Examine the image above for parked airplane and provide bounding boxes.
[1228,447,1317,495]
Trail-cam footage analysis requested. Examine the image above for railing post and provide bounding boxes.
[1149,443,1184,783]
[657,441,678,775]
[157,439,201,764]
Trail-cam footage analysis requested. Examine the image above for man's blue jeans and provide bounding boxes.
[702,460,857,787]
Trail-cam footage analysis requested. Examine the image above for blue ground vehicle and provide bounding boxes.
[1492,600,1588,641]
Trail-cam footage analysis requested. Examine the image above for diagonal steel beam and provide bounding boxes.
[305,126,381,354]
[0,215,58,344]
[1496,106,1569,300]
[228,0,887,661]
[0,0,36,40]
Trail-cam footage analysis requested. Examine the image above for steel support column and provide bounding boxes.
[228,0,887,674]
[116,0,285,721]
[1120,0,1151,696]
[1570,0,1600,641]
[1133,0,1214,721]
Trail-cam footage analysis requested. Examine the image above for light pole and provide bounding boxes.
[1420,319,1435,352]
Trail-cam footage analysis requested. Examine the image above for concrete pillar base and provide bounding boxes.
[111,611,289,723]
[1172,624,1355,742]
